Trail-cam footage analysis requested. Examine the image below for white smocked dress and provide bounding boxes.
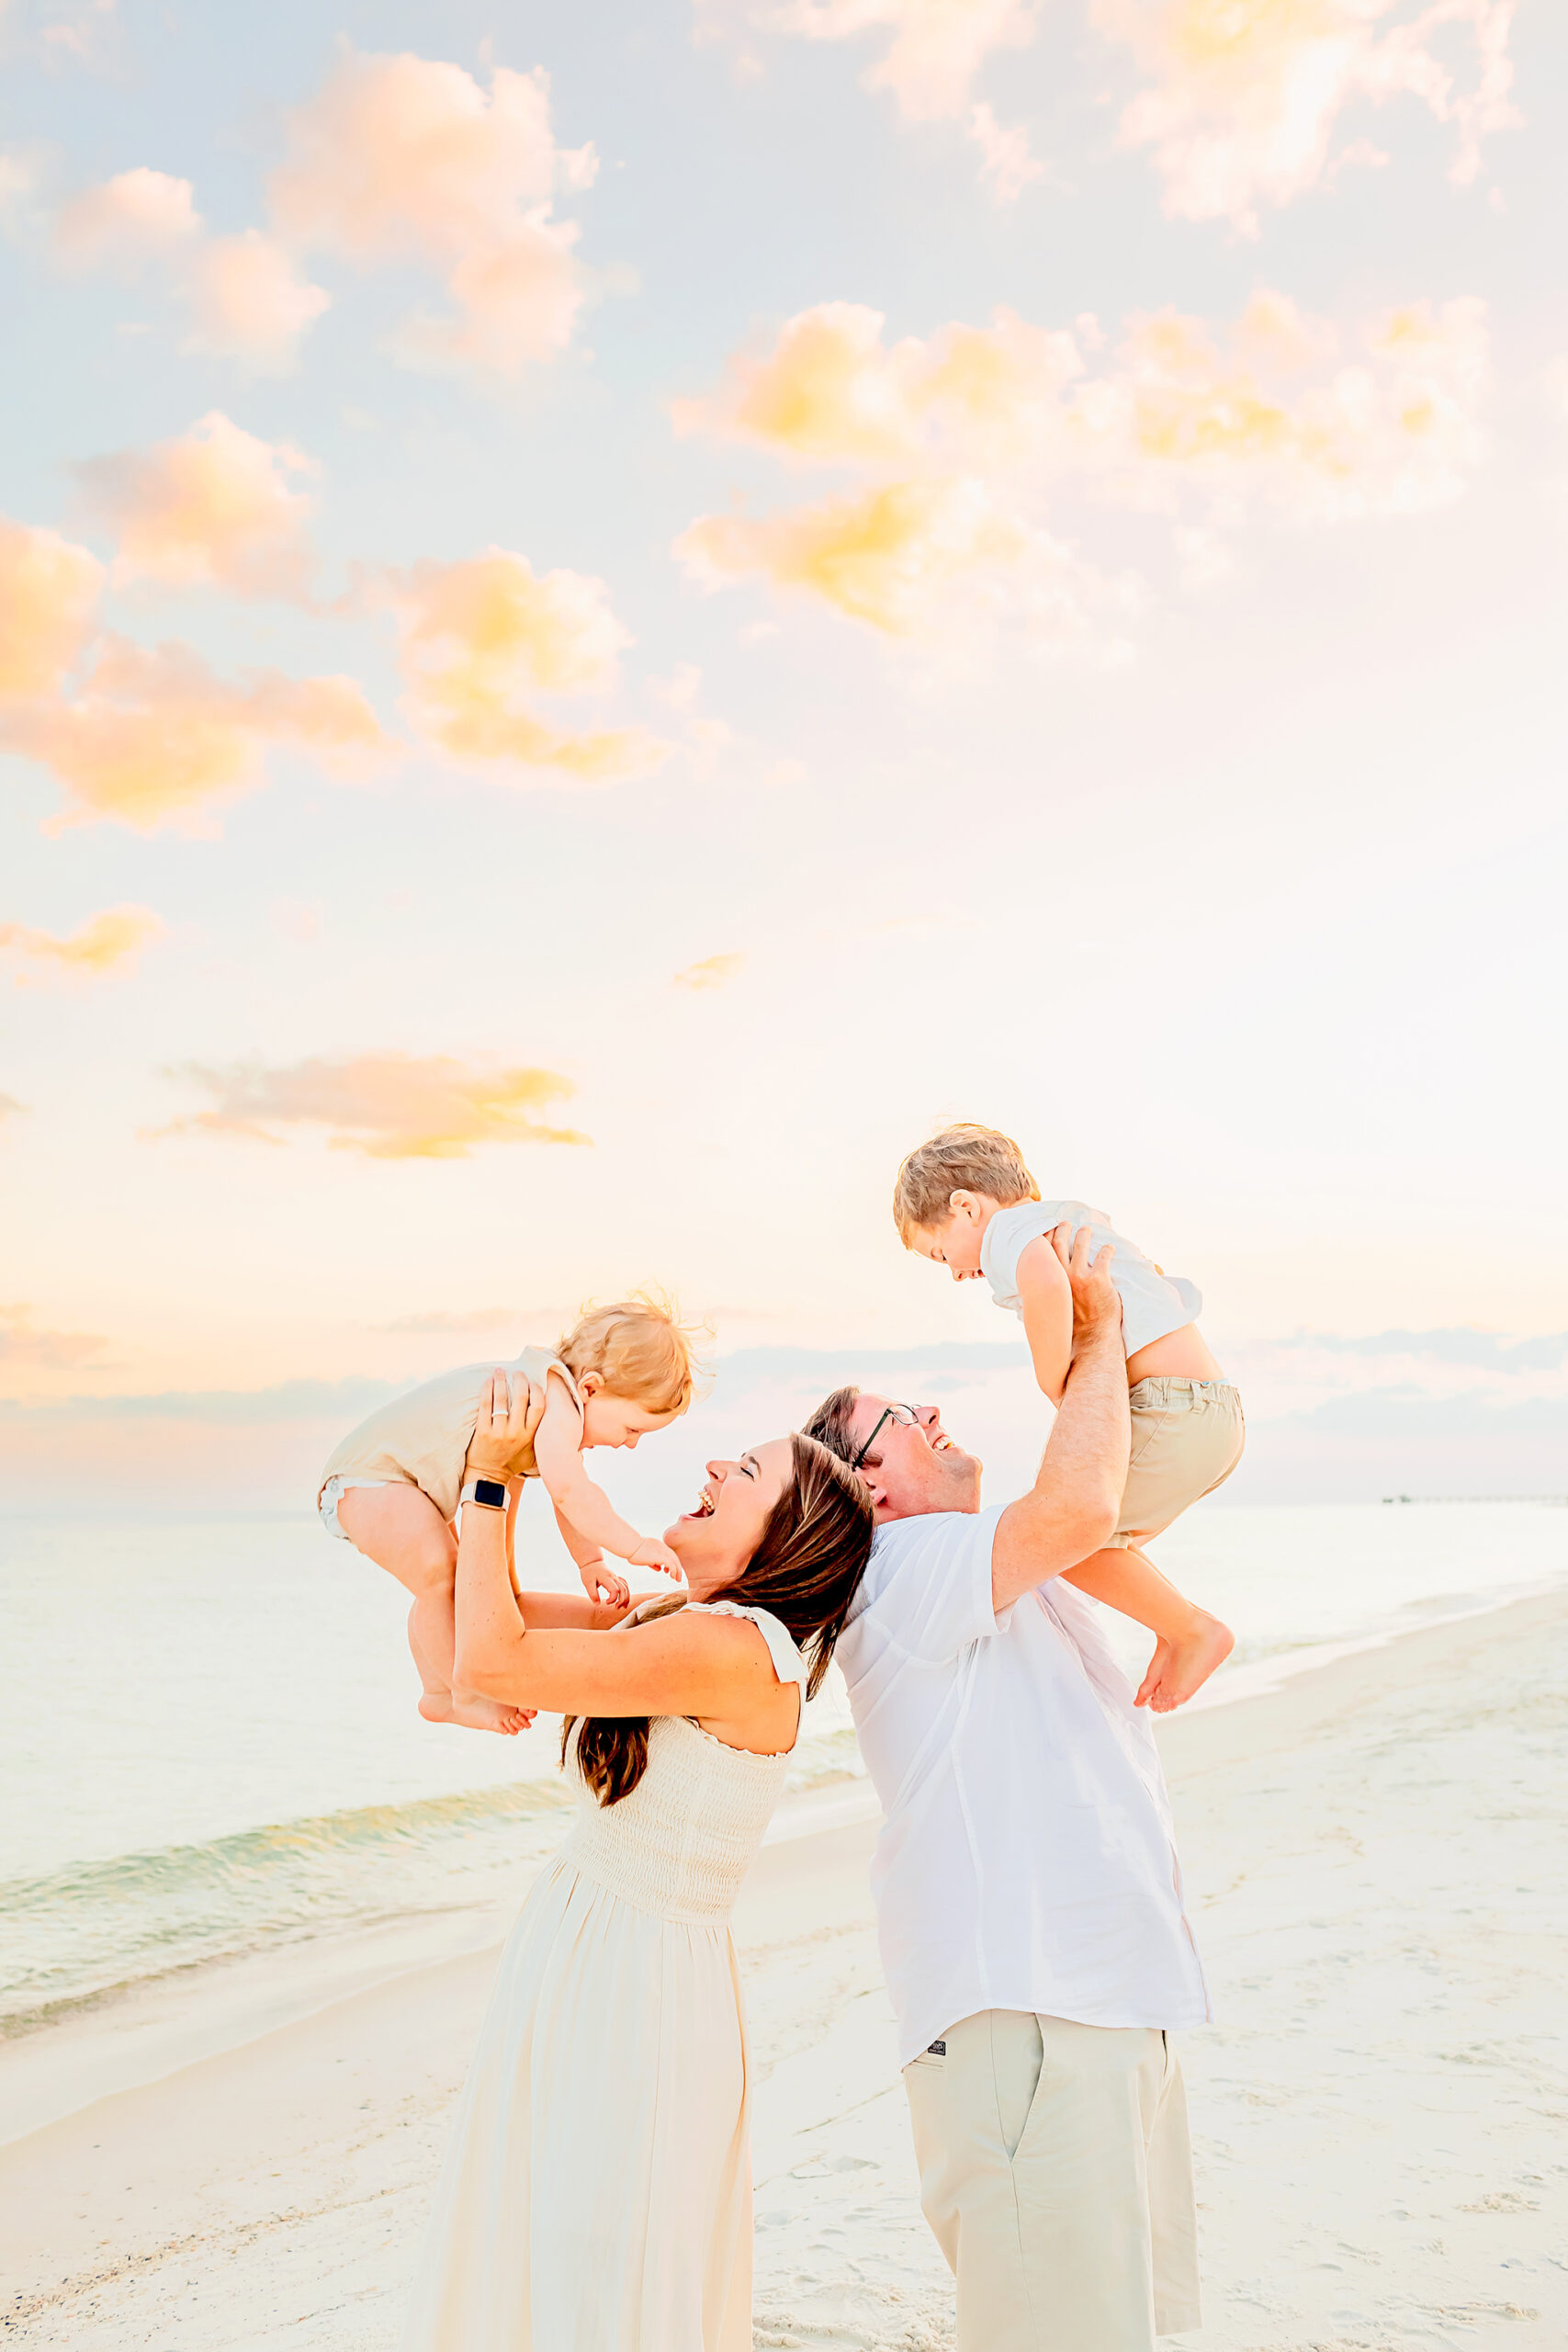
[400,1600,808,2352]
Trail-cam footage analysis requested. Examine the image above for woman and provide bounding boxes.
[401,1372,875,2352]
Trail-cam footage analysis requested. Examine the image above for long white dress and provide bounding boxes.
[400,1600,808,2352]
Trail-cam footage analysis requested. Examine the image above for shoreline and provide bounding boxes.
[5,1574,1563,2151]
[6,1587,1565,2348]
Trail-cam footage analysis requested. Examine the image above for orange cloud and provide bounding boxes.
[1096,0,1518,232]
[702,1,1042,198]
[270,49,597,374]
[183,232,333,371]
[152,1053,590,1159]
[381,550,670,782]
[75,413,316,597]
[1,637,383,831]
[675,291,1490,631]
[679,476,1046,632]
[0,518,103,700]
[53,166,201,265]
[672,952,746,990]
[0,903,164,978]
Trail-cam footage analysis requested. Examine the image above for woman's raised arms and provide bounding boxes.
[453,1374,800,1756]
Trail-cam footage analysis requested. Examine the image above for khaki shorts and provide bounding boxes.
[904,2008,1200,2351]
[1110,1377,1245,1547]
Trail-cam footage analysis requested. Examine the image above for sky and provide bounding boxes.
[2,0,1565,1511]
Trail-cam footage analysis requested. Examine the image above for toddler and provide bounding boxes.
[894,1125,1241,1710]
[318,1298,696,1734]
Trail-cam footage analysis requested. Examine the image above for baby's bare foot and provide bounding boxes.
[420,1690,533,1736]
[1139,1612,1234,1712]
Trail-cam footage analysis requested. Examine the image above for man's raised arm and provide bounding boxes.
[990,1227,1130,1611]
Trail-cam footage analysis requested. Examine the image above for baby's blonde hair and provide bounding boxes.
[558,1293,704,1417]
[892,1123,1040,1246]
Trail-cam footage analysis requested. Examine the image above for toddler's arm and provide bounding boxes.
[1015,1235,1075,1405]
[532,1374,682,1578]
[552,1498,631,1611]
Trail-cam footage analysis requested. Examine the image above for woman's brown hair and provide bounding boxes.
[565,1431,875,1808]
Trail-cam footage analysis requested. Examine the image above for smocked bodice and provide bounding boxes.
[558,1600,806,1926]
[561,1714,788,1923]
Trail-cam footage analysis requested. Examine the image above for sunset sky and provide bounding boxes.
[2,0,1564,1510]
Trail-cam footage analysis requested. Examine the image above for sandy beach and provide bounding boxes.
[4,1588,1563,2351]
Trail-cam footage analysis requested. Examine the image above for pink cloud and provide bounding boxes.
[0,517,103,700]
[183,231,332,372]
[1,636,383,831]
[270,49,596,375]
[75,412,317,598]
[53,166,201,266]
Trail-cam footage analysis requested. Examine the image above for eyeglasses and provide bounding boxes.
[851,1402,921,1471]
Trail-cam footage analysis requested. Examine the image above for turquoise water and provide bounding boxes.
[2,1498,1563,2035]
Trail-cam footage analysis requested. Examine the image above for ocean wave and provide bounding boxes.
[0,1774,575,2037]
[1,1725,866,2038]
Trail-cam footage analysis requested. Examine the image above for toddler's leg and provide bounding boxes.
[335,1483,530,1736]
[1062,1544,1233,1711]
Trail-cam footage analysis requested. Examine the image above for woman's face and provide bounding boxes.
[665,1436,793,1599]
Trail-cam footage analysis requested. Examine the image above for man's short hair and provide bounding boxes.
[892,1122,1040,1243]
[804,1385,860,1467]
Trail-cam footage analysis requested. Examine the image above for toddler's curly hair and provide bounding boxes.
[892,1123,1040,1246]
[557,1293,705,1416]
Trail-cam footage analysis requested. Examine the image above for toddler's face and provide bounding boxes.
[911,1193,993,1281]
[580,1390,680,1450]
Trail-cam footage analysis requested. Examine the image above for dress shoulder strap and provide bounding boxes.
[688,1600,809,1690]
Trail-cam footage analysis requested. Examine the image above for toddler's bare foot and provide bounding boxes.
[1134,1611,1234,1712]
[419,1689,534,1736]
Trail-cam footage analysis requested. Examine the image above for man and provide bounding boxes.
[805,1226,1210,2352]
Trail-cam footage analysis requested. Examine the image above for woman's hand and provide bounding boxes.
[466,1372,547,1480]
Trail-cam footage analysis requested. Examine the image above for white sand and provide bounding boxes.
[4,1590,1564,2351]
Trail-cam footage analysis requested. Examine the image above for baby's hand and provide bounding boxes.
[628,1537,684,1582]
[579,1557,631,1610]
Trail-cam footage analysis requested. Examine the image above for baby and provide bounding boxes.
[318,1297,696,1734]
[895,1125,1242,1709]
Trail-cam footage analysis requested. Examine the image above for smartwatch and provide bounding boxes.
[459,1477,509,1512]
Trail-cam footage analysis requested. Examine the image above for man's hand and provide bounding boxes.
[1053,1223,1122,1355]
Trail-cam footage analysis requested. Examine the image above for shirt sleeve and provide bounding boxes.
[982,1204,1052,1313]
[863,1506,1004,1664]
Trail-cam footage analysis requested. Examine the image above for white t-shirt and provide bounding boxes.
[836,1504,1212,2066]
[981,1198,1201,1359]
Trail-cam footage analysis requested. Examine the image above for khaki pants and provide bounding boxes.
[903,2010,1200,2351]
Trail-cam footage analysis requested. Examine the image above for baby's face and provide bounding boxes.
[910,1194,992,1281]
[580,1392,681,1450]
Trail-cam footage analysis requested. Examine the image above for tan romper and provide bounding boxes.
[317,1346,581,1525]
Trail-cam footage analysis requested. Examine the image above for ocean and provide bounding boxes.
[4,1496,1565,2046]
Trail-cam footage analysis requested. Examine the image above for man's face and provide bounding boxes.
[846,1394,983,1522]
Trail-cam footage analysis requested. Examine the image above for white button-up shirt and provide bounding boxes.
[837,1503,1212,2067]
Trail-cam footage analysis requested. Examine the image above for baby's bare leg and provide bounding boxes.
[334,1483,528,1736]
[1063,1543,1233,1712]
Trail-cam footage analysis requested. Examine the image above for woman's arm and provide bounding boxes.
[1015,1233,1074,1405]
